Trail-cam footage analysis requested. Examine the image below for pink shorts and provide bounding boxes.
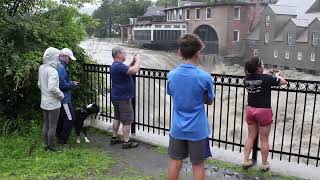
[246,106,273,127]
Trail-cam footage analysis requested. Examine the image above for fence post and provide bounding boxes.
[252,134,259,162]
[131,75,136,134]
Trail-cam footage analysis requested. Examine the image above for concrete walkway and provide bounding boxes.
[79,132,294,180]
[88,120,318,180]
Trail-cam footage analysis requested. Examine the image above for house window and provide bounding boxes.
[164,25,171,28]
[285,51,290,59]
[233,30,239,42]
[265,15,270,26]
[297,52,302,60]
[155,25,162,28]
[195,8,201,20]
[311,52,315,61]
[253,49,258,56]
[178,9,183,20]
[174,25,180,28]
[287,32,293,45]
[167,11,172,21]
[265,32,269,44]
[312,32,318,46]
[173,10,177,21]
[274,50,278,58]
[234,7,240,20]
[185,9,190,20]
[206,8,212,20]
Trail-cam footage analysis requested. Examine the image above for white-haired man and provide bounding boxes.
[110,46,140,149]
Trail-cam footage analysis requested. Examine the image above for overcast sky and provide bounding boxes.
[79,0,158,15]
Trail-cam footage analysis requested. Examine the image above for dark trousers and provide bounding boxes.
[56,103,75,144]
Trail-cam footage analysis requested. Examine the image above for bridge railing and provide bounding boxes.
[83,63,320,167]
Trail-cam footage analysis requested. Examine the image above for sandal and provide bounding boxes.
[242,159,255,169]
[260,161,270,171]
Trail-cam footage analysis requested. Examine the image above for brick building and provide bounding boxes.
[120,1,264,56]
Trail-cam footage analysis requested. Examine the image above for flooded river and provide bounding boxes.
[80,38,320,165]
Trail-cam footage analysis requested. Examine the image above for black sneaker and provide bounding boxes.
[110,137,122,145]
[122,140,139,149]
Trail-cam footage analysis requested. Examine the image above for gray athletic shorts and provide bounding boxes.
[112,100,134,125]
[168,135,207,164]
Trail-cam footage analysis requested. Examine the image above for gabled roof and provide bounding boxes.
[247,0,320,43]
[269,5,297,15]
[276,0,317,16]
[291,19,309,27]
[268,0,318,16]
[179,1,206,7]
[143,6,166,17]
[278,12,320,29]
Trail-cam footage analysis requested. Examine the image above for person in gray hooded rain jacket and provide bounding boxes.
[38,47,64,151]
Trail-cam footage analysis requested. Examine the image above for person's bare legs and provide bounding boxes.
[244,124,258,163]
[259,124,271,165]
[122,124,131,142]
[112,119,120,137]
[192,162,205,180]
[168,159,183,180]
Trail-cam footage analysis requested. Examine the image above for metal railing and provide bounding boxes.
[83,63,320,167]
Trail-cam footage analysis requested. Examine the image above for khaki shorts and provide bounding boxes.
[112,100,134,125]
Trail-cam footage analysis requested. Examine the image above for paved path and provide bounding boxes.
[77,133,290,180]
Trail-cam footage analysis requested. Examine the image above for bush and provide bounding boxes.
[0,1,97,135]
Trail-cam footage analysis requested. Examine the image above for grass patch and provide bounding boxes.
[206,159,300,180]
[0,133,114,180]
[154,146,167,154]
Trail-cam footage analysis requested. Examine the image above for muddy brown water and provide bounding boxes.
[80,38,320,166]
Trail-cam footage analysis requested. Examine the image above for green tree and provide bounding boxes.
[0,0,97,135]
[93,0,151,37]
[155,0,241,6]
[155,0,178,6]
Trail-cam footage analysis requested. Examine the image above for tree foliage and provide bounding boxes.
[92,0,151,37]
[155,0,242,6]
[155,0,178,6]
[0,0,96,135]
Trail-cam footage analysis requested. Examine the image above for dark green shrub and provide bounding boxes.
[0,1,97,135]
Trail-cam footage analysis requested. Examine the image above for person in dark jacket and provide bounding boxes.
[56,48,79,145]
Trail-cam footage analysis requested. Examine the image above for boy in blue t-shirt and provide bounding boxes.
[167,34,215,180]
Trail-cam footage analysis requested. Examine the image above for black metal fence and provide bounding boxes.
[83,63,320,167]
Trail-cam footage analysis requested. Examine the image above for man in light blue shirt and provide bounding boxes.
[167,34,214,180]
